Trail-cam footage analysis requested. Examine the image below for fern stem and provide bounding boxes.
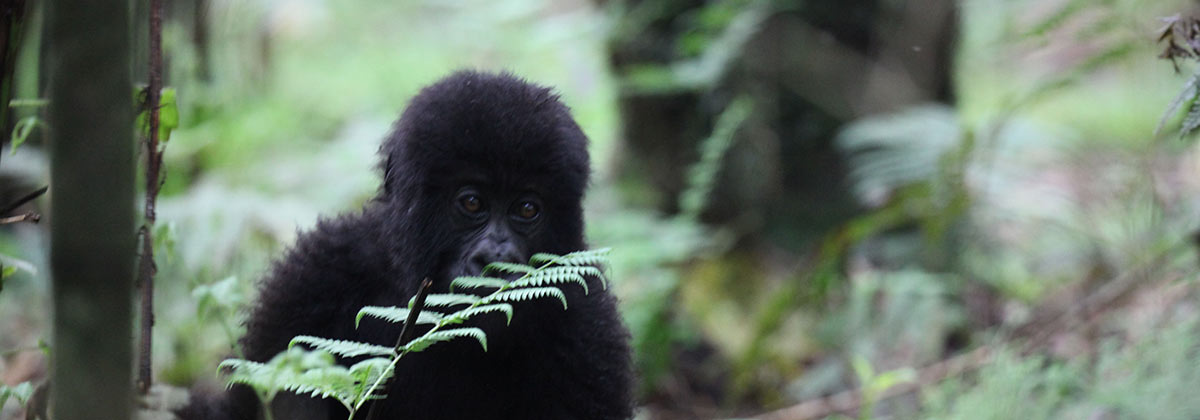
[353,259,563,419]
[393,278,433,351]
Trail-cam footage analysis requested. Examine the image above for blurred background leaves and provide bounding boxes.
[4,0,1200,418]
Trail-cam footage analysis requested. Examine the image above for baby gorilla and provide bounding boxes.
[179,71,634,420]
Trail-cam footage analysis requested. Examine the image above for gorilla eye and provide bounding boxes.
[515,201,540,221]
[459,194,483,214]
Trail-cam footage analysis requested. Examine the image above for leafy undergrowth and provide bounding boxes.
[922,314,1200,420]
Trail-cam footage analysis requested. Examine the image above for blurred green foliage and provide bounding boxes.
[2,0,1200,418]
[923,318,1200,419]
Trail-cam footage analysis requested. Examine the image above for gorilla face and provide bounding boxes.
[443,182,544,280]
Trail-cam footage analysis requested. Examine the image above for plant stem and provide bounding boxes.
[354,259,563,419]
[135,0,165,395]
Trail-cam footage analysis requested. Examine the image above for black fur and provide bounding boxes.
[179,71,634,420]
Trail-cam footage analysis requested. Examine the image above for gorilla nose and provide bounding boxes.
[468,244,522,276]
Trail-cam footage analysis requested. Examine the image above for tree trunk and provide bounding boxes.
[45,0,134,418]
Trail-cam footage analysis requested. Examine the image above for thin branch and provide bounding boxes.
[136,0,165,395]
[394,278,434,350]
[361,279,433,420]
[0,211,38,224]
[0,185,47,215]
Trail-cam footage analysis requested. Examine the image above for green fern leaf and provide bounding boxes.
[217,358,258,373]
[482,261,534,275]
[449,276,509,291]
[1159,70,1200,136]
[487,286,568,309]
[549,265,603,278]
[290,336,395,358]
[220,348,391,412]
[445,303,514,325]
[1183,100,1200,137]
[348,357,392,381]
[348,358,393,399]
[355,306,443,327]
[528,252,561,265]
[283,383,351,403]
[553,248,612,266]
[287,366,358,401]
[680,97,752,219]
[220,348,355,404]
[509,266,595,294]
[404,327,488,352]
[835,105,961,201]
[418,293,481,308]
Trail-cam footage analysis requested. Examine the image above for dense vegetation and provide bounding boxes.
[3,0,1200,419]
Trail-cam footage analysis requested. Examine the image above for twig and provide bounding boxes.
[0,185,47,215]
[363,278,433,420]
[0,211,38,224]
[395,278,434,350]
[136,0,165,395]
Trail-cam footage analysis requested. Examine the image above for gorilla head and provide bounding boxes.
[378,71,590,289]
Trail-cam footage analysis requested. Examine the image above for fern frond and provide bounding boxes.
[282,383,352,404]
[287,366,358,401]
[222,367,275,391]
[528,252,560,265]
[445,303,514,325]
[1183,99,1200,137]
[348,358,393,399]
[1158,69,1200,136]
[348,358,392,378]
[552,248,612,266]
[355,306,443,327]
[290,336,395,358]
[487,286,568,309]
[418,293,481,308]
[404,327,488,352]
[218,358,271,380]
[680,97,752,219]
[449,276,509,291]
[835,105,961,201]
[482,261,534,275]
[221,351,350,401]
[509,266,595,294]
